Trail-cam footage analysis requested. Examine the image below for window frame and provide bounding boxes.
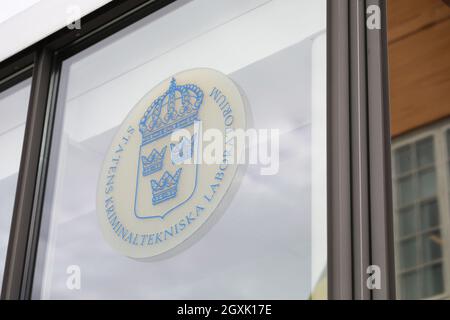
[0,70,34,292]
[327,0,395,300]
[0,0,394,300]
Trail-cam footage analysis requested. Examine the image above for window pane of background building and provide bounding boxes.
[0,78,31,289]
[31,0,327,299]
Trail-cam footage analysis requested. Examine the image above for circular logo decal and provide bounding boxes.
[97,68,246,258]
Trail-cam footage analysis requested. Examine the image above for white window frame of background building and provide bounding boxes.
[392,118,450,300]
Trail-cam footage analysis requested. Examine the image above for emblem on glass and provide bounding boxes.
[135,78,203,219]
[97,68,247,258]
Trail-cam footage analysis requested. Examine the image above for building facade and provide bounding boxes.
[1,0,447,300]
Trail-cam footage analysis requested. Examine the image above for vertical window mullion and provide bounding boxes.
[1,48,54,300]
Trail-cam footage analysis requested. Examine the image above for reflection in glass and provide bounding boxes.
[0,78,32,289]
[32,0,327,299]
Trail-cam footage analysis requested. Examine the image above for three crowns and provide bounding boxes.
[141,135,195,205]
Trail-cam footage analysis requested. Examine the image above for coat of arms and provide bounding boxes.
[134,78,203,219]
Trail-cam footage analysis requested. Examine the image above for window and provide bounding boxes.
[31,0,327,299]
[0,78,32,289]
[0,0,394,301]
[393,120,450,299]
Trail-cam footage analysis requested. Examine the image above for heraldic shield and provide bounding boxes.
[134,78,203,219]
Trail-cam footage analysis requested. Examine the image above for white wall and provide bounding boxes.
[0,0,112,62]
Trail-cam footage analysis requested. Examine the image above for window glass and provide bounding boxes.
[416,137,434,168]
[397,175,415,207]
[423,264,444,297]
[395,145,413,175]
[420,200,439,230]
[0,78,32,288]
[32,0,327,299]
[398,206,416,237]
[400,270,420,300]
[421,230,442,262]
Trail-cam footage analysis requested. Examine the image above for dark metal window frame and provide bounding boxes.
[328,0,395,299]
[0,0,394,300]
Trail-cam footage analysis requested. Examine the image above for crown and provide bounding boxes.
[141,145,167,177]
[139,78,204,146]
[150,168,182,205]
